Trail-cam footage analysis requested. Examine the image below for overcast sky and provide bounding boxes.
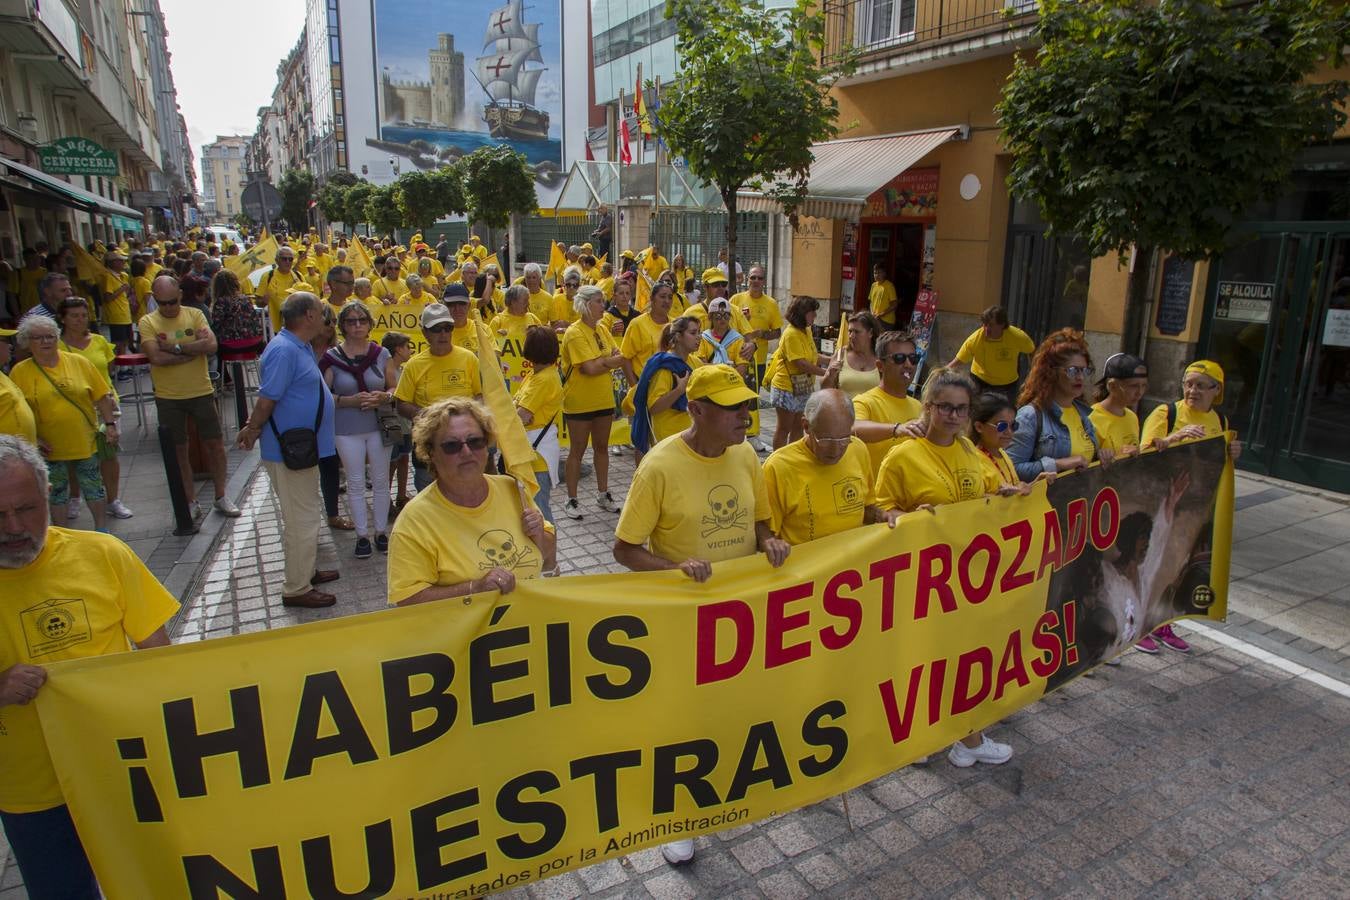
[160,0,307,186]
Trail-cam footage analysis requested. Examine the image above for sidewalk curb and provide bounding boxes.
[162,447,262,603]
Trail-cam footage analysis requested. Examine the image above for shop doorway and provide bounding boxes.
[1199,223,1350,492]
[861,222,925,325]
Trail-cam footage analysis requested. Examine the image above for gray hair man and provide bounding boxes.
[0,434,176,899]
[238,292,339,608]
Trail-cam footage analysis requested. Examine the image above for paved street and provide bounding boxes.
[2,402,1348,898]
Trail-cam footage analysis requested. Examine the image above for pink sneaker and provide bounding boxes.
[1135,634,1161,654]
[1153,624,1190,653]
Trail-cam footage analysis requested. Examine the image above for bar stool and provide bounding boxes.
[219,338,264,432]
[111,352,152,431]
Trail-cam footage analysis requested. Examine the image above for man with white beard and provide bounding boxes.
[0,435,177,899]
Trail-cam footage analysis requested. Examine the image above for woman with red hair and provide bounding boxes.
[1007,328,1111,482]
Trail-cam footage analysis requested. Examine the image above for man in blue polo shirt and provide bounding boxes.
[237,292,339,608]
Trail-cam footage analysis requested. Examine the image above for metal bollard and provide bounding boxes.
[231,361,250,431]
[157,424,199,536]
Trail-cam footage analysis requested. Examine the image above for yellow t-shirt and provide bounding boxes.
[139,307,214,400]
[396,291,433,305]
[697,331,747,368]
[515,366,563,472]
[0,528,179,812]
[764,436,874,545]
[60,333,116,375]
[876,435,1000,511]
[393,346,482,409]
[561,320,618,415]
[254,269,311,333]
[868,280,897,320]
[551,291,580,326]
[101,271,131,325]
[645,356,704,443]
[976,445,1019,486]
[770,325,817,391]
[954,326,1036,387]
[451,321,479,353]
[620,312,668,375]
[488,311,543,394]
[731,291,783,364]
[10,353,110,460]
[527,289,555,323]
[1141,401,1226,448]
[1063,404,1096,462]
[616,436,769,564]
[386,475,552,604]
[1090,403,1141,455]
[596,275,615,301]
[851,386,923,473]
[0,372,37,444]
[131,275,152,317]
[372,276,407,302]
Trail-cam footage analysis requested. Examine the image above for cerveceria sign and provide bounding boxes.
[38,137,119,177]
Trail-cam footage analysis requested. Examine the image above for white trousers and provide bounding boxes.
[334,431,392,538]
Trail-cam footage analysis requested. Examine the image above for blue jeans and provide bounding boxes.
[0,805,99,899]
[534,469,554,524]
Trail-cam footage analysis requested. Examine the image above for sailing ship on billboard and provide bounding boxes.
[474,1,550,141]
[371,0,562,183]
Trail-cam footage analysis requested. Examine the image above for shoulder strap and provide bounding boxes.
[1166,401,1177,433]
[34,359,97,430]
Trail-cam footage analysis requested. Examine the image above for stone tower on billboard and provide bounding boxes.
[428,33,465,126]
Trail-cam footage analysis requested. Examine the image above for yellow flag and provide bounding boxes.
[224,236,278,283]
[347,238,376,280]
[70,243,110,285]
[546,241,565,281]
[474,319,539,497]
[597,252,608,269]
[481,252,500,273]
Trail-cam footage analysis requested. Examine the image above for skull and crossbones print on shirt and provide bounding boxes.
[476,529,537,570]
[702,484,749,537]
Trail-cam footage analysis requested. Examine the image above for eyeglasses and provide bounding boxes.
[886,351,923,365]
[987,420,1019,434]
[427,323,454,333]
[564,281,581,288]
[1061,365,1095,379]
[438,435,488,455]
[707,399,751,413]
[811,435,852,446]
[931,402,970,418]
[749,275,766,281]
[30,333,58,342]
[333,279,355,286]
[1183,379,1219,391]
[158,299,180,306]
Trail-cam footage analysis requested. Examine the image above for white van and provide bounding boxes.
[206,225,243,247]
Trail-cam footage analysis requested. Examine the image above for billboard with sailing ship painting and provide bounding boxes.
[371,0,563,184]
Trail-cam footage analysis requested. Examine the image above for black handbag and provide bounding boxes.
[268,384,325,470]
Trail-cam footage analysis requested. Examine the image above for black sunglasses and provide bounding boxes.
[886,351,923,365]
[708,399,751,413]
[427,323,454,333]
[438,436,488,455]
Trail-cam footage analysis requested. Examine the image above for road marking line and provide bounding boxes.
[1180,620,1350,699]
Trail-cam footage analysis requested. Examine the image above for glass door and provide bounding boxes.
[1200,224,1350,492]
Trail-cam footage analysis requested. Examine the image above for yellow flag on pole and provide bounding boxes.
[224,236,279,282]
[545,241,565,282]
[474,319,539,497]
[347,238,376,280]
[70,243,110,285]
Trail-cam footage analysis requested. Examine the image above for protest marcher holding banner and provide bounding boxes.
[1008,329,1107,483]
[764,389,897,545]
[0,435,176,900]
[970,391,1031,491]
[387,397,554,605]
[877,367,1022,767]
[615,363,791,865]
[1090,353,1150,458]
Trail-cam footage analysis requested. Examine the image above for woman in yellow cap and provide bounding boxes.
[1133,359,1242,654]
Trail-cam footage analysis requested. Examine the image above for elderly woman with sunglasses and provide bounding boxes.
[387,397,556,606]
[320,300,397,559]
[1007,328,1110,484]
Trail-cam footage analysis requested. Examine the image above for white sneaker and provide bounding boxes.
[609,445,626,456]
[596,491,622,513]
[107,499,134,519]
[948,735,1013,768]
[660,839,694,866]
[563,498,584,520]
[66,497,81,519]
[189,499,202,519]
[214,496,242,518]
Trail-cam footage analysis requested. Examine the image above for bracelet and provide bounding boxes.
[892,422,901,438]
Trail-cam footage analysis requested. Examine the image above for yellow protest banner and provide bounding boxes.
[36,440,1231,898]
[368,301,431,356]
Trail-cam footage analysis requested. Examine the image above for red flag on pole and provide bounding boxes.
[585,134,595,162]
[618,88,632,165]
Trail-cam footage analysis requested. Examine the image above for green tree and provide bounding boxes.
[998,0,1349,347]
[277,169,317,231]
[658,0,856,287]
[364,184,402,238]
[393,166,466,230]
[459,146,537,233]
[344,182,376,231]
[316,171,361,225]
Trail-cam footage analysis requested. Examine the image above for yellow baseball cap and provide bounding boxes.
[620,249,636,260]
[1184,360,1225,402]
[0,327,16,338]
[687,364,758,406]
[701,267,728,286]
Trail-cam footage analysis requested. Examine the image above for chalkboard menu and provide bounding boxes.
[1155,256,1195,335]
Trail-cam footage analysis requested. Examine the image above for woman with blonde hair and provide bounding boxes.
[387,397,556,605]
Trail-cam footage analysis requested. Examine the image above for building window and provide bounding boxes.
[860,0,916,46]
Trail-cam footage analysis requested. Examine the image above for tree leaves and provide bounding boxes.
[458,145,537,231]
[998,0,1350,260]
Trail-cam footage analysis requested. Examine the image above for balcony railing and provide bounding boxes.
[823,0,1038,66]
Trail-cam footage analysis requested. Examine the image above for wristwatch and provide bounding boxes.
[173,342,183,354]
